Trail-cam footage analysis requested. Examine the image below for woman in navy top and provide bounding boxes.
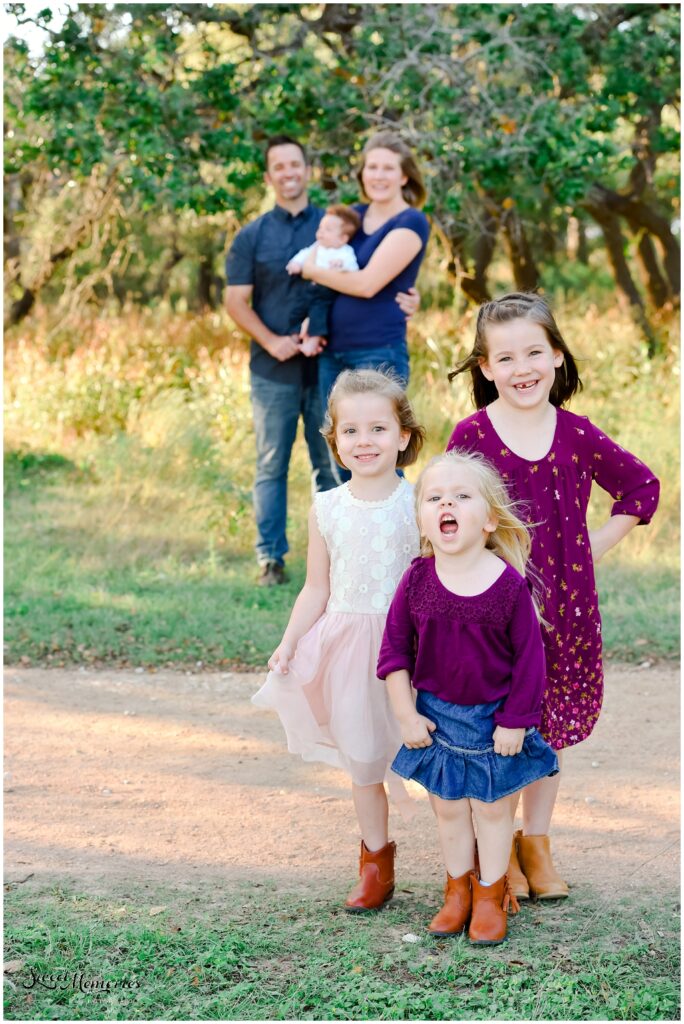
[301,132,430,411]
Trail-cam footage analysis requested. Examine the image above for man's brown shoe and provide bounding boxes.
[468,873,520,946]
[516,833,569,899]
[344,841,396,913]
[258,561,287,587]
[427,870,472,936]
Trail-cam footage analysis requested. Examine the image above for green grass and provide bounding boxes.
[3,442,302,669]
[3,448,678,667]
[594,562,680,661]
[4,302,680,668]
[3,882,679,1021]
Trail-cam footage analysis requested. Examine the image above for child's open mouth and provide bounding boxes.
[514,380,538,391]
[439,513,458,535]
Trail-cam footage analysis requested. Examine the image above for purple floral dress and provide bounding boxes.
[448,408,659,750]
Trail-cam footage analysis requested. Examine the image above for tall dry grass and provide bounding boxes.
[5,300,679,568]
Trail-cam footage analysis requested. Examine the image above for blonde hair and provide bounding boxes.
[414,450,544,620]
[321,368,425,469]
[356,131,427,208]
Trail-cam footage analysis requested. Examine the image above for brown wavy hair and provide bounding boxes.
[449,292,583,408]
[356,131,426,208]
[321,368,425,469]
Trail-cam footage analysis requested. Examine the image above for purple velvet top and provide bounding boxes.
[377,558,546,730]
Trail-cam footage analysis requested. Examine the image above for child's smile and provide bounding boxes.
[334,393,410,480]
[479,319,564,411]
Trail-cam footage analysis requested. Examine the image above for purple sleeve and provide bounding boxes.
[376,570,416,679]
[494,582,545,730]
[446,417,477,454]
[584,420,659,525]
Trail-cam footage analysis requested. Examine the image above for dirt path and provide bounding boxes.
[4,663,679,898]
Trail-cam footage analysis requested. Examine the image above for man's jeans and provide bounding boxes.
[251,373,338,567]
[318,345,410,483]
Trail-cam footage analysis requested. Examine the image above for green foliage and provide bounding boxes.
[4,882,680,1020]
[4,3,680,312]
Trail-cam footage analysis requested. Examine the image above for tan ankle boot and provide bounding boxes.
[468,873,520,946]
[427,871,472,936]
[508,830,530,900]
[344,840,396,913]
[517,833,569,899]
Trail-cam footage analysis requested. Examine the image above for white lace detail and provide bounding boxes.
[315,480,420,614]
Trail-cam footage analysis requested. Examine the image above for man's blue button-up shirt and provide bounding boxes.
[226,202,333,384]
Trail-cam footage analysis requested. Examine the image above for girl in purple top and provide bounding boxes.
[378,451,558,946]
[447,292,659,903]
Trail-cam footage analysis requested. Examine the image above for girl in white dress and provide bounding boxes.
[253,368,425,912]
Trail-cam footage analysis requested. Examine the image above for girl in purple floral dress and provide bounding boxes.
[447,293,659,901]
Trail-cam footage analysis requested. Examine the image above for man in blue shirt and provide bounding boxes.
[226,136,338,585]
[226,136,418,585]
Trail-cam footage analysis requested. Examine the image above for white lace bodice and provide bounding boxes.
[314,480,420,614]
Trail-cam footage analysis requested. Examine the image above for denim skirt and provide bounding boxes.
[391,691,559,803]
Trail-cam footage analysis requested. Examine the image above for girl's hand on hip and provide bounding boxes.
[493,725,525,756]
[401,714,436,749]
[268,641,296,674]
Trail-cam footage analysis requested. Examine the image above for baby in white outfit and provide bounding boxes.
[287,204,360,275]
[287,204,362,356]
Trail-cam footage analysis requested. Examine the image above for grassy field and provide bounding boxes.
[4,300,679,669]
[3,881,679,1021]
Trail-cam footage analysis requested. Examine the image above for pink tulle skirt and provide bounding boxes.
[252,612,410,802]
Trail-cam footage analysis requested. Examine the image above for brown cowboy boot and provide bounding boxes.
[468,873,520,946]
[344,840,396,913]
[508,830,530,900]
[516,833,569,899]
[427,870,472,936]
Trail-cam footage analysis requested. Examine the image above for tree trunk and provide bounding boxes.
[8,287,36,325]
[592,184,679,297]
[154,245,184,300]
[577,218,589,265]
[197,255,214,309]
[583,195,656,353]
[501,208,540,291]
[5,167,121,327]
[460,209,497,304]
[632,228,671,308]
[567,216,590,264]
